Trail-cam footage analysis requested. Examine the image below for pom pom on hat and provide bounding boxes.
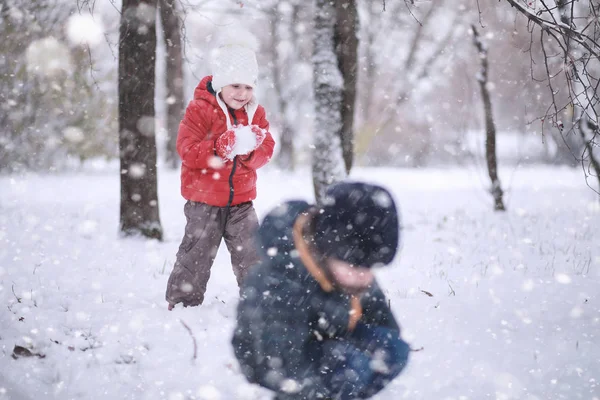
[211,27,259,92]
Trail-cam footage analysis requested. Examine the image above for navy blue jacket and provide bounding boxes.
[232,201,410,399]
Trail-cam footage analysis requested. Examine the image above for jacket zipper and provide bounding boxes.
[226,108,239,209]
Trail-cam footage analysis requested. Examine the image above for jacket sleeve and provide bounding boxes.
[320,323,410,399]
[238,106,275,170]
[232,272,332,399]
[176,100,224,169]
[317,283,409,398]
[360,282,400,331]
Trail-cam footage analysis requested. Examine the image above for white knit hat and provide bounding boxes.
[211,29,259,92]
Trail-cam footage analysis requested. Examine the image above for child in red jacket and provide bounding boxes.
[165,31,275,309]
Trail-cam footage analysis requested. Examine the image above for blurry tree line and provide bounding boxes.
[0,0,117,172]
[0,0,589,170]
[1,0,595,174]
[1,0,598,236]
[166,0,597,172]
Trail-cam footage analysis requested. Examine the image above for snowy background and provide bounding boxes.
[2,0,600,399]
[1,1,586,173]
[1,164,599,400]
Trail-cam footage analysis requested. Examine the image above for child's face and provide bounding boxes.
[221,84,253,110]
[326,258,374,295]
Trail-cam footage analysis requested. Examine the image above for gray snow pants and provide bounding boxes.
[165,200,261,307]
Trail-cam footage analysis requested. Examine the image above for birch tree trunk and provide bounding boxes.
[472,26,505,211]
[159,0,184,169]
[313,0,347,204]
[119,0,163,239]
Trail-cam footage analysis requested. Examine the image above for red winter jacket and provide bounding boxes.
[176,76,275,206]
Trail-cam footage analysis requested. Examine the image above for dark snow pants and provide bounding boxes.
[165,200,261,307]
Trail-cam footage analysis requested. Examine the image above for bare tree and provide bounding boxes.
[472,25,505,211]
[334,0,359,173]
[159,0,184,169]
[378,0,458,128]
[355,0,460,164]
[313,0,347,203]
[502,0,600,196]
[269,1,296,171]
[119,0,163,239]
[1,1,116,172]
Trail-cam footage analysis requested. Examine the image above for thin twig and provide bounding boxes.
[11,284,22,303]
[447,282,455,296]
[86,45,101,91]
[179,319,197,361]
[476,0,485,28]
[403,0,422,25]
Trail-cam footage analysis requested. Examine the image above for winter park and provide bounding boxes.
[1,1,600,400]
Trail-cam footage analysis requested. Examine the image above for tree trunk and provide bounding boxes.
[118,0,163,239]
[334,0,358,174]
[271,3,295,171]
[359,4,376,126]
[159,0,184,169]
[472,25,505,212]
[313,0,347,204]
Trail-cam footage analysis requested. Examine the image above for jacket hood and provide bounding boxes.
[193,75,259,129]
[193,75,216,101]
[256,200,311,265]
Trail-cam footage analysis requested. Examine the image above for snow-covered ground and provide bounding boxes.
[1,165,599,400]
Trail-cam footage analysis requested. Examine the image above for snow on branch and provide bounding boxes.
[503,0,600,59]
[502,0,600,195]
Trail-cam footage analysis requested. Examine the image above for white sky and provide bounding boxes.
[1,164,598,399]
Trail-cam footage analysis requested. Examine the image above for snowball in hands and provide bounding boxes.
[228,125,257,159]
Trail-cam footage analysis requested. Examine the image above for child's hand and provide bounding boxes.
[216,125,265,160]
[215,130,236,160]
[250,125,267,149]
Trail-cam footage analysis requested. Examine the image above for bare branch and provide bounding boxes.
[11,284,22,303]
[503,0,600,58]
[476,0,485,28]
[503,0,600,195]
[179,319,197,361]
[403,0,422,25]
[85,45,101,91]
